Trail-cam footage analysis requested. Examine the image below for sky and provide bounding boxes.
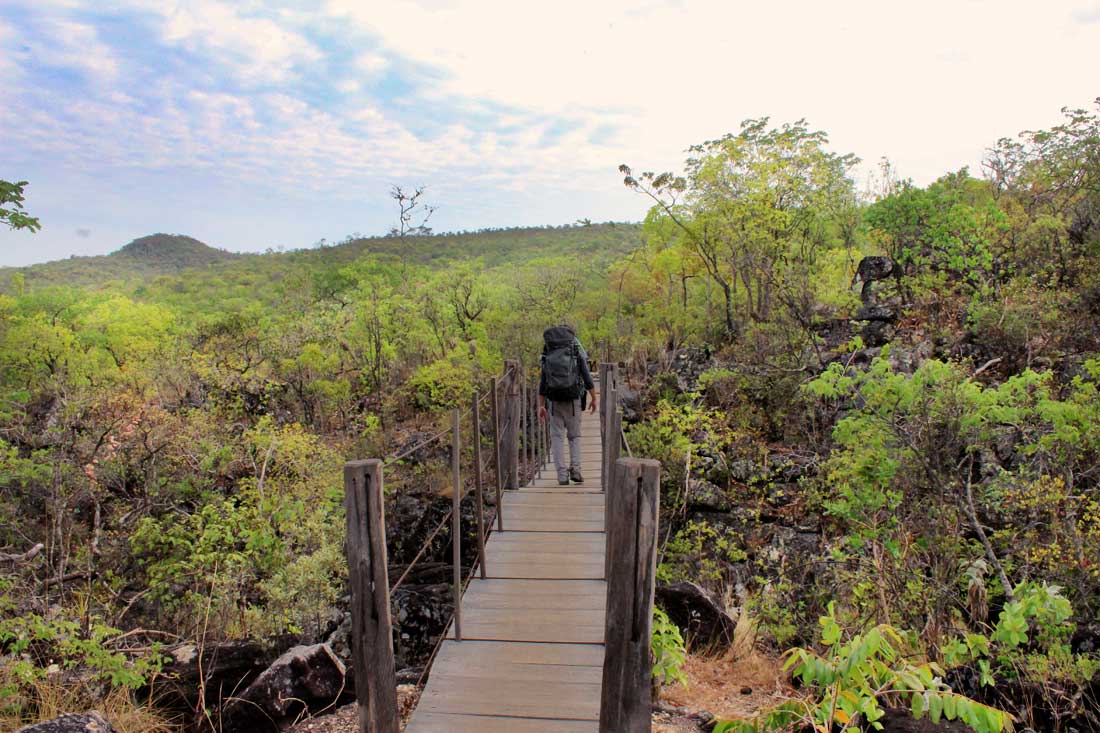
[1,1,1098,267]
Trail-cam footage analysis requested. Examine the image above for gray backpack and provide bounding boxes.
[542,326,583,401]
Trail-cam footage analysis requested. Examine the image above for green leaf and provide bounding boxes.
[929,693,943,724]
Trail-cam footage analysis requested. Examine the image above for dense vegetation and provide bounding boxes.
[2,98,1099,731]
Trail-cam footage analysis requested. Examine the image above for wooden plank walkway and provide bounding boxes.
[404,406,606,733]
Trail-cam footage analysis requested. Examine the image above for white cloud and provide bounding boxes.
[0,18,20,83]
[355,51,389,76]
[326,0,1100,184]
[131,0,322,83]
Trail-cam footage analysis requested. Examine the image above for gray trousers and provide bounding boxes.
[547,399,582,480]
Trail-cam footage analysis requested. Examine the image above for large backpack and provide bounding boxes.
[541,326,583,401]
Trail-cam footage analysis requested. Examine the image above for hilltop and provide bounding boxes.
[111,233,239,268]
[0,223,641,296]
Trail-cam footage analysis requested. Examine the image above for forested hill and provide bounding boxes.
[0,222,641,297]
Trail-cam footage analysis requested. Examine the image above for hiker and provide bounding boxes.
[537,325,597,485]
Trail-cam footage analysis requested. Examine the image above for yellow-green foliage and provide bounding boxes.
[716,604,1015,733]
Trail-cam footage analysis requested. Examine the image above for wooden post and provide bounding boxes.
[598,363,610,488]
[451,408,462,641]
[605,409,623,581]
[343,460,399,733]
[472,393,487,579]
[600,458,660,733]
[520,371,528,486]
[490,376,504,531]
[502,359,521,489]
[527,384,535,483]
[602,365,618,492]
[537,392,545,477]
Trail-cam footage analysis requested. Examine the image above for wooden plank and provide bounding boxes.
[504,506,604,522]
[416,674,601,718]
[486,549,604,565]
[486,562,603,580]
[504,519,605,532]
[343,460,399,733]
[600,458,660,733]
[487,530,604,548]
[462,579,606,608]
[407,713,598,733]
[430,640,603,681]
[503,492,604,506]
[446,611,604,643]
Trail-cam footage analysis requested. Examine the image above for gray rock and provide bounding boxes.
[17,713,113,733]
[887,341,933,374]
[861,320,896,347]
[655,582,737,649]
[727,459,756,483]
[221,643,347,731]
[618,383,641,423]
[854,304,898,322]
[392,583,452,669]
[686,479,733,513]
[856,256,898,283]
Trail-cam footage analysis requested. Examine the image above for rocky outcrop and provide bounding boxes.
[220,644,349,732]
[671,348,713,393]
[655,582,737,649]
[851,256,902,347]
[17,713,113,733]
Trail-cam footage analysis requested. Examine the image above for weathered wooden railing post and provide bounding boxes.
[343,460,399,733]
[451,408,463,641]
[490,376,504,531]
[471,393,487,579]
[502,359,521,489]
[598,363,611,488]
[520,370,528,484]
[600,457,660,733]
[527,380,535,481]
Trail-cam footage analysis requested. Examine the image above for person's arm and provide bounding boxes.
[576,340,598,413]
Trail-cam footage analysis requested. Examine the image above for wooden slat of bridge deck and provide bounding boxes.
[403,406,606,733]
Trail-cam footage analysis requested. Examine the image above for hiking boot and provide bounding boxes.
[558,475,570,485]
[569,467,584,484]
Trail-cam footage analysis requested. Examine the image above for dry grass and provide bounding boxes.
[0,679,179,733]
[659,649,798,724]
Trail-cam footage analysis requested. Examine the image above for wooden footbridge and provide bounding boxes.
[343,362,661,733]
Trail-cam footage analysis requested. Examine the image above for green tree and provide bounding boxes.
[622,118,858,342]
[1,180,41,233]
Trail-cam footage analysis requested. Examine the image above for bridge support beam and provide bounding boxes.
[600,457,660,733]
[344,460,399,733]
[501,358,521,489]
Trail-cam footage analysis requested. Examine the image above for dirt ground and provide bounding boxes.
[659,649,794,725]
[286,651,791,732]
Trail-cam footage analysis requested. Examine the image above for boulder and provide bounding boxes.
[861,320,896,347]
[685,478,733,513]
[220,644,348,732]
[392,583,453,669]
[854,304,898,323]
[671,348,712,393]
[855,256,898,283]
[17,714,113,733]
[655,581,737,650]
[617,383,642,423]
